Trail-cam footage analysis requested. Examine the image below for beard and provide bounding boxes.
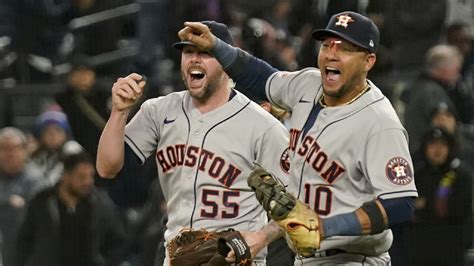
[324,83,351,98]
[181,70,224,103]
[323,72,365,99]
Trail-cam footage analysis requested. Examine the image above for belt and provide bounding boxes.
[313,249,346,258]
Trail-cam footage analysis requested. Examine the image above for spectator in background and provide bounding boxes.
[409,127,471,266]
[444,0,474,41]
[262,0,292,37]
[55,58,157,211]
[430,103,474,164]
[30,109,83,186]
[241,18,298,71]
[55,57,111,160]
[56,58,157,228]
[445,22,474,125]
[16,151,125,266]
[383,0,447,84]
[446,22,473,78]
[403,44,463,153]
[0,127,43,266]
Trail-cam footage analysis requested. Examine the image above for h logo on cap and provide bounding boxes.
[312,11,380,53]
[335,14,354,28]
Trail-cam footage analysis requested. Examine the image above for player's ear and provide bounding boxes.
[364,53,376,72]
[259,102,272,113]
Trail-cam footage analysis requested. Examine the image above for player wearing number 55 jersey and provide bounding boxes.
[179,11,418,265]
[96,21,289,265]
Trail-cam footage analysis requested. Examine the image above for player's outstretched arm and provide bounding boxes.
[96,73,146,178]
[224,221,282,263]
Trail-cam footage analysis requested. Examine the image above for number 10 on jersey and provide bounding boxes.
[304,184,333,215]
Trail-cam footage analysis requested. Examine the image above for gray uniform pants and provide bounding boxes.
[294,251,391,265]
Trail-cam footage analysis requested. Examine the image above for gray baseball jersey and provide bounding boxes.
[266,68,418,259]
[124,90,289,244]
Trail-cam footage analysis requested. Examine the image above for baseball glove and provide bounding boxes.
[167,228,252,266]
[247,167,321,257]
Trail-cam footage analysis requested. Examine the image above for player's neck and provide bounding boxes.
[193,86,232,114]
[321,81,370,107]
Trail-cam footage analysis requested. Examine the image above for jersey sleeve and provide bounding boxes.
[254,122,290,185]
[124,98,162,164]
[266,68,322,111]
[360,128,418,200]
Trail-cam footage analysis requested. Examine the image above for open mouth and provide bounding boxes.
[325,66,341,82]
[190,70,205,81]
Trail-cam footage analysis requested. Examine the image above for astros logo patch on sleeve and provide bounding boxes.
[280,147,290,174]
[385,157,413,185]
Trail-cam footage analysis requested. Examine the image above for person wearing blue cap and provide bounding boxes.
[31,110,83,186]
[179,11,417,265]
[96,20,289,265]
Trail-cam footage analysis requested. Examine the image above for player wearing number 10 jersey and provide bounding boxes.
[178,11,419,265]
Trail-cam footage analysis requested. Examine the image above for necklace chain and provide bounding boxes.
[319,82,370,108]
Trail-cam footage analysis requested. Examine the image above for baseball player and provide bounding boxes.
[96,21,289,265]
[179,11,418,265]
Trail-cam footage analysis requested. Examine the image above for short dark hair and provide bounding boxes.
[62,151,94,172]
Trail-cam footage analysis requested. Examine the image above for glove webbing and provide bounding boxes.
[248,169,296,220]
[266,187,296,221]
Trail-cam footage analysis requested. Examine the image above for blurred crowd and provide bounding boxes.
[0,0,472,265]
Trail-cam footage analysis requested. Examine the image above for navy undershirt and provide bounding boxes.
[301,102,323,139]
